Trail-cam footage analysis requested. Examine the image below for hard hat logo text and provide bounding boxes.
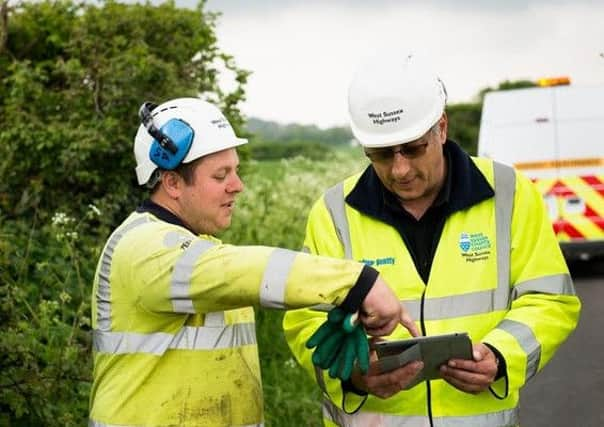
[367,108,404,126]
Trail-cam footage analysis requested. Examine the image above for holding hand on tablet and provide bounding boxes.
[439,343,499,394]
[350,349,424,399]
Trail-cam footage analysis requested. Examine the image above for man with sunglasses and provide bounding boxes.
[284,52,580,426]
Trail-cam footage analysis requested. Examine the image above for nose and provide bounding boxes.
[227,173,244,194]
[391,152,412,178]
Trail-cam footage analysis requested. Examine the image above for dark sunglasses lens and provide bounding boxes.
[367,150,393,161]
[401,146,420,157]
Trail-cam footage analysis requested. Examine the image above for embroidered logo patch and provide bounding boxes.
[459,232,492,262]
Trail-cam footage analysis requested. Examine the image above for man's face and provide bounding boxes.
[178,148,244,235]
[365,115,447,205]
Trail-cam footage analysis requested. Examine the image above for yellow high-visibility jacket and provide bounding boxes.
[283,155,581,427]
[89,202,377,427]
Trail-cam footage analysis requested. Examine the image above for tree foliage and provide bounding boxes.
[250,139,334,160]
[0,1,248,425]
[0,0,249,227]
[247,117,353,146]
[446,102,482,155]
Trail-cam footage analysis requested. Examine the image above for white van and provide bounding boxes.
[478,80,604,260]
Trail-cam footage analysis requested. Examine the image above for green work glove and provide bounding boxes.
[328,324,370,381]
[306,308,347,369]
[306,308,370,381]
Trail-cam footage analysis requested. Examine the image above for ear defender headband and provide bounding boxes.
[138,102,195,170]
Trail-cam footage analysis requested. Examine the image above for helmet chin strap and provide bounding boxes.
[146,169,162,189]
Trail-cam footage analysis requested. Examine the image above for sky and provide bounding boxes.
[185,1,603,128]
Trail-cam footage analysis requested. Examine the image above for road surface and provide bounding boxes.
[519,260,604,427]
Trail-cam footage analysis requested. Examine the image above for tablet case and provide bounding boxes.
[372,332,472,389]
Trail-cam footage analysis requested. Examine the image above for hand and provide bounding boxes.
[439,343,498,394]
[361,276,419,337]
[350,349,424,399]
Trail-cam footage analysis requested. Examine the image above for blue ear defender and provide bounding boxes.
[138,102,195,170]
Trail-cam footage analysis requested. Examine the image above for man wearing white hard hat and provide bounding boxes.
[88,97,419,427]
[284,53,580,426]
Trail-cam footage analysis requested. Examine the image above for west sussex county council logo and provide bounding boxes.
[459,233,471,252]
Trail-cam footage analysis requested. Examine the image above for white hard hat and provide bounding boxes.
[348,52,447,148]
[134,97,247,185]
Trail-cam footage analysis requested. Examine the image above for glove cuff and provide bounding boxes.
[339,265,379,314]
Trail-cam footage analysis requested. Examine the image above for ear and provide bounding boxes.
[437,113,448,144]
[159,171,183,199]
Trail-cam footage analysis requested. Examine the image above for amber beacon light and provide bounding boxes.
[537,76,571,87]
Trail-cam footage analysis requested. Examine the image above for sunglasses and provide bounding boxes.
[364,141,430,163]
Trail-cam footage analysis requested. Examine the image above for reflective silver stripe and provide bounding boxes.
[422,289,498,319]
[96,216,150,331]
[323,399,429,427]
[162,230,193,247]
[434,408,519,427]
[171,239,216,313]
[89,420,132,427]
[319,285,540,324]
[497,318,541,381]
[204,311,225,326]
[90,420,264,427]
[402,298,421,320]
[405,288,504,321]
[319,181,358,396]
[259,248,297,309]
[93,323,256,355]
[511,273,575,299]
[324,182,353,260]
[323,399,519,427]
[493,161,515,311]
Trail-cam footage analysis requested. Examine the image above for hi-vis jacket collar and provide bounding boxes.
[137,199,193,233]
[346,140,495,220]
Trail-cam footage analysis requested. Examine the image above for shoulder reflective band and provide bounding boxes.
[324,182,353,260]
[171,239,217,313]
[96,216,151,332]
[493,161,515,311]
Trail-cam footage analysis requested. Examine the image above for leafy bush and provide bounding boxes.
[0,207,105,426]
[0,0,249,227]
[0,1,248,425]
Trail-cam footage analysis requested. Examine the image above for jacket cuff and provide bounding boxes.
[339,265,379,314]
[484,343,507,380]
